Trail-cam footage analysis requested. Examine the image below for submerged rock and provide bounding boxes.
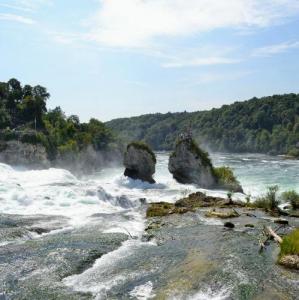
[224,222,235,228]
[124,142,156,183]
[168,138,216,188]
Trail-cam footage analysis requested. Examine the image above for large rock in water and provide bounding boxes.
[124,142,156,183]
[168,138,216,188]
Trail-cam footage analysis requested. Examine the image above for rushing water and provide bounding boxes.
[0,152,298,299]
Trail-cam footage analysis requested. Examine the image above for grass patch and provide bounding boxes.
[281,190,299,210]
[252,185,280,211]
[279,229,299,258]
[146,202,190,218]
[127,141,156,163]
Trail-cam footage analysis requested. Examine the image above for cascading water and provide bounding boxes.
[0,152,299,299]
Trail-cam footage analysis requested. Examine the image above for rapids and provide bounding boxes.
[0,152,299,299]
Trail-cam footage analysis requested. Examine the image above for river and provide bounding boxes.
[0,152,298,299]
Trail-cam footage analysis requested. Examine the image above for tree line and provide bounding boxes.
[0,78,118,160]
[106,93,299,157]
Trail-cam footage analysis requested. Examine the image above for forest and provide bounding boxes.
[107,94,299,156]
[0,78,118,160]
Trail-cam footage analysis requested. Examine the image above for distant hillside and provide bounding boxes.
[106,94,299,156]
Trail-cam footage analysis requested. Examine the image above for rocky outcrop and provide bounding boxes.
[168,138,216,188]
[0,141,50,168]
[124,142,156,183]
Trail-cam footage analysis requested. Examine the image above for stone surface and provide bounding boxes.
[279,255,299,270]
[0,141,50,168]
[168,139,216,188]
[124,142,156,183]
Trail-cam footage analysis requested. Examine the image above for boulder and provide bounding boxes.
[124,142,156,183]
[168,138,216,188]
[224,222,235,229]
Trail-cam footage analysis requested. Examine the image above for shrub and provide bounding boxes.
[282,190,299,210]
[287,148,299,158]
[279,229,299,258]
[214,166,238,185]
[253,185,280,210]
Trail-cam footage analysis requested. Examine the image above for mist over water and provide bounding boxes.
[0,152,299,299]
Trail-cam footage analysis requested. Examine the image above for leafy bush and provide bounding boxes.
[279,229,299,258]
[213,166,242,191]
[282,190,299,209]
[253,185,280,210]
[287,148,299,158]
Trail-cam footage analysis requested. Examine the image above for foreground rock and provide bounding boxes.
[168,138,216,188]
[0,221,128,299]
[0,140,50,168]
[142,209,299,299]
[279,255,299,269]
[124,142,156,183]
[146,191,244,218]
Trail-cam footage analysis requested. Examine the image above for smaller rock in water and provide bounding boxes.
[139,198,147,205]
[124,142,156,183]
[274,219,289,225]
[245,224,255,228]
[224,222,235,229]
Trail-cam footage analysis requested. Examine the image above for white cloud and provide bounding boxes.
[0,13,35,24]
[0,0,53,12]
[252,41,299,57]
[86,0,299,48]
[183,71,253,86]
[162,57,240,68]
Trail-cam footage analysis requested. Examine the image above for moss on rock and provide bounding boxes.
[146,202,191,218]
[127,141,156,163]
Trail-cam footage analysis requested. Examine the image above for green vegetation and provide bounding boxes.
[279,229,299,258]
[287,148,299,158]
[213,166,242,192]
[106,94,299,155]
[0,78,119,161]
[253,185,280,211]
[127,141,156,163]
[281,190,299,210]
[147,191,245,218]
[146,202,189,218]
[188,139,212,167]
[170,138,212,167]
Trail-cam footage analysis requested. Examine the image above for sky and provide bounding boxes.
[1,0,299,122]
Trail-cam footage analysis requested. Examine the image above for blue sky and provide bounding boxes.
[1,0,299,121]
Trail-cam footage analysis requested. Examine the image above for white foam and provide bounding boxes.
[129,281,155,299]
[172,288,230,300]
[63,239,155,298]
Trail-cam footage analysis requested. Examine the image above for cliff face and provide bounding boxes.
[0,141,50,168]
